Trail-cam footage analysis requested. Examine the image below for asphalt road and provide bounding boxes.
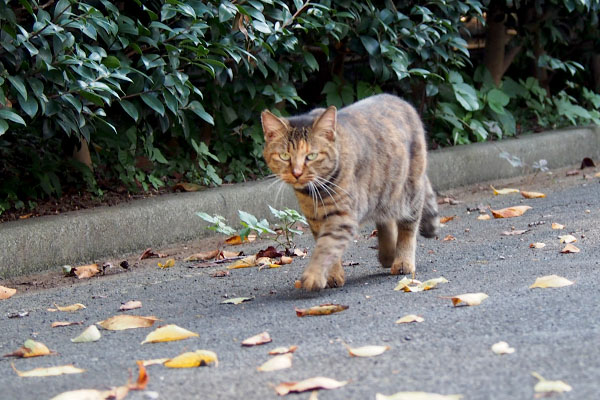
[1,170,599,400]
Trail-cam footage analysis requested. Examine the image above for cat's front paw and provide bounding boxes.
[301,270,327,291]
[390,260,415,275]
[326,262,345,288]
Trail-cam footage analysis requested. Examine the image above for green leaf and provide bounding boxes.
[487,88,510,114]
[187,101,214,125]
[140,93,165,116]
[0,119,8,136]
[18,94,38,118]
[119,100,139,122]
[102,56,121,68]
[360,35,380,56]
[8,76,27,101]
[303,51,319,71]
[452,83,480,111]
[0,109,26,125]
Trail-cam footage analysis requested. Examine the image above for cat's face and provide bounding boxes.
[261,107,338,190]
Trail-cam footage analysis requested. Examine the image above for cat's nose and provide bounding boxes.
[292,168,303,178]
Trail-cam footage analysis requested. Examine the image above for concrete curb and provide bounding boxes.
[1,126,599,278]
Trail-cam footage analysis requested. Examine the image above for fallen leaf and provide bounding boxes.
[139,248,167,260]
[309,391,319,400]
[491,341,515,355]
[443,234,456,241]
[173,182,202,192]
[74,264,101,279]
[49,389,125,400]
[0,285,17,300]
[561,243,580,253]
[211,270,229,278]
[71,325,102,343]
[444,293,489,307]
[566,170,579,176]
[256,256,282,269]
[551,222,565,230]
[395,314,425,324]
[256,246,283,258]
[376,392,463,400]
[279,256,293,265]
[295,303,349,317]
[141,324,199,344]
[558,234,577,244]
[269,346,298,355]
[97,315,160,330]
[164,350,218,368]
[438,196,462,205]
[530,275,574,289]
[520,190,546,199]
[274,377,348,395]
[394,277,448,292]
[8,311,29,318]
[140,358,170,367]
[12,363,85,377]
[4,340,53,358]
[294,280,302,289]
[226,255,257,269]
[51,321,84,328]
[291,248,308,258]
[242,331,272,347]
[595,172,600,178]
[529,242,546,249]
[532,372,572,394]
[119,300,142,311]
[129,361,148,390]
[184,249,220,262]
[491,185,519,195]
[490,205,532,218]
[501,229,528,236]
[52,303,86,312]
[477,214,491,220]
[345,344,390,357]
[225,234,256,245]
[158,258,175,268]
[580,157,595,169]
[440,216,456,224]
[222,296,254,305]
[258,353,293,372]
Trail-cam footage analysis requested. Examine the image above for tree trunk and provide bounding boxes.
[483,1,507,86]
[72,138,93,171]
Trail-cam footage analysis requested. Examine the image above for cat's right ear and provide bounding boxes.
[261,110,288,142]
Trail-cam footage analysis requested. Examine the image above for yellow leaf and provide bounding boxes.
[164,350,218,368]
[226,255,257,269]
[558,234,577,244]
[119,300,142,311]
[12,363,85,377]
[529,242,546,249]
[376,392,463,400]
[551,223,565,230]
[491,185,519,195]
[139,358,170,367]
[295,303,349,317]
[51,321,83,328]
[490,205,532,218]
[52,303,86,312]
[444,293,489,306]
[491,341,515,355]
[274,377,348,395]
[158,258,175,268]
[561,243,580,253]
[532,372,572,394]
[173,182,202,192]
[269,345,298,355]
[4,339,53,358]
[477,214,491,220]
[395,314,424,324]
[520,190,546,199]
[141,324,199,344]
[0,285,17,300]
[394,277,448,292]
[49,389,125,400]
[97,315,160,331]
[242,331,272,347]
[258,353,293,372]
[74,263,100,279]
[224,234,256,245]
[221,296,254,305]
[71,325,102,343]
[345,344,390,357]
[184,249,220,262]
[530,275,574,289]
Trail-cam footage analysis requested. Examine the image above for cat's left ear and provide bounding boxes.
[261,110,288,142]
[312,106,337,141]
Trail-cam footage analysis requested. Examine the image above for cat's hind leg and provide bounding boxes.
[419,175,439,238]
[390,220,418,275]
[376,220,398,268]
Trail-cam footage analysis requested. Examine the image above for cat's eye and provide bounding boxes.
[306,152,318,161]
[279,152,291,161]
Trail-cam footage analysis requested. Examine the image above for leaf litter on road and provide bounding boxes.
[269,346,298,355]
[491,341,515,355]
[558,234,577,243]
[561,243,580,253]
[490,205,532,218]
[4,339,53,358]
[274,377,348,396]
[97,315,160,330]
[520,190,546,199]
[295,304,349,317]
[490,185,519,195]
[12,363,85,377]
[71,325,102,343]
[529,242,546,249]
[530,275,574,289]
[242,331,272,347]
[73,263,101,279]
[0,285,17,300]
[532,372,572,395]
[395,314,424,324]
[394,277,448,292]
[141,324,199,344]
[551,222,565,230]
[443,293,489,307]
[258,353,293,372]
[345,344,390,357]
[222,296,254,305]
[164,350,218,368]
[48,303,86,312]
[119,300,142,311]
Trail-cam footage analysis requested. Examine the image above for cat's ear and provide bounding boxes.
[312,106,337,141]
[261,110,288,142]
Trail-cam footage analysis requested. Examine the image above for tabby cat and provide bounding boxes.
[261,94,439,291]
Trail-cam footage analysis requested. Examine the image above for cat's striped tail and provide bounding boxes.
[419,175,439,238]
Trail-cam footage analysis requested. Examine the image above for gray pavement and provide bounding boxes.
[1,126,599,278]
[1,163,599,399]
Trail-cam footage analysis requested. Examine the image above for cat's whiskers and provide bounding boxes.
[274,178,286,208]
[312,177,340,210]
[315,175,352,198]
[307,181,318,215]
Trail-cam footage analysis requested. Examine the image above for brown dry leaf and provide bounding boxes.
[551,222,565,230]
[129,361,149,390]
[221,296,254,305]
[173,182,202,192]
[530,275,574,289]
[443,234,456,241]
[51,321,83,328]
[345,344,390,357]
[158,258,175,268]
[256,246,283,258]
[184,249,220,262]
[221,250,242,259]
[561,243,580,253]
[520,190,546,199]
[532,372,572,394]
[0,285,17,300]
[139,247,167,260]
[491,205,532,218]
[225,234,256,245]
[242,331,272,347]
[444,293,489,306]
[256,256,282,269]
[477,214,491,220]
[97,315,160,331]
[119,300,142,311]
[258,353,293,372]
[295,303,349,317]
[395,314,425,324]
[279,256,293,265]
[491,341,515,355]
[141,324,199,344]
[491,185,519,195]
[269,346,298,355]
[71,325,101,343]
[566,169,579,176]
[4,340,53,358]
[292,248,308,258]
[164,350,218,368]
[558,234,577,244]
[226,255,257,269]
[12,363,85,377]
[440,216,456,224]
[274,377,348,396]
[529,242,546,249]
[376,392,463,400]
[294,280,302,289]
[52,303,86,312]
[211,270,229,278]
[394,277,448,292]
[74,264,101,279]
[501,229,528,236]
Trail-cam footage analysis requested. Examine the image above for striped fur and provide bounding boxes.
[261,94,439,291]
